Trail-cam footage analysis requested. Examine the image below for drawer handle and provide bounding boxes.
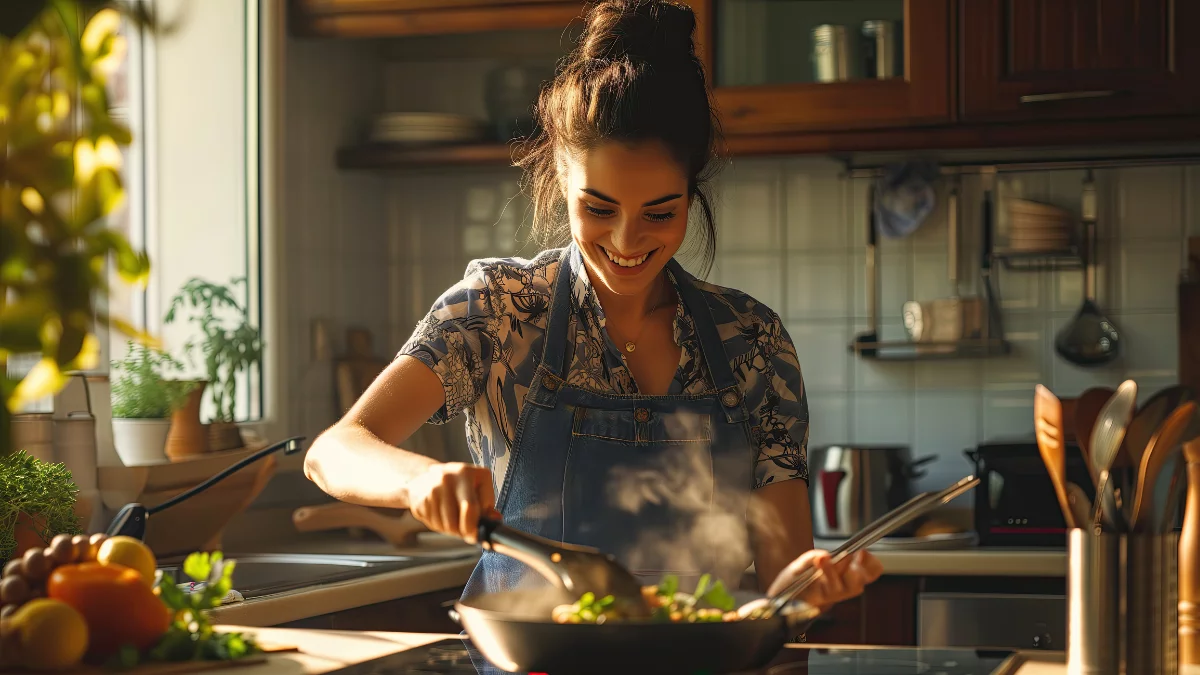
[1019,90,1117,104]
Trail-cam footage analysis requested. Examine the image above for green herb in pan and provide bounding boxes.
[551,574,740,625]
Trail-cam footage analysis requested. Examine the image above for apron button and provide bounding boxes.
[634,407,650,422]
[543,376,560,391]
[721,391,740,407]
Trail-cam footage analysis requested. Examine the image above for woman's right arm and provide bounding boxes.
[304,354,495,541]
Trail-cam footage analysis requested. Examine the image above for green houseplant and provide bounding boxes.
[0,450,83,562]
[110,342,194,465]
[1,2,153,459]
[165,277,263,452]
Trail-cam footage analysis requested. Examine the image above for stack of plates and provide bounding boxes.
[369,112,487,145]
[1007,198,1073,252]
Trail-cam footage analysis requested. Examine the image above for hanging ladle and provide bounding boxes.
[1054,170,1119,366]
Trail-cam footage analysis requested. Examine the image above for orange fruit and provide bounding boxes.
[46,563,170,660]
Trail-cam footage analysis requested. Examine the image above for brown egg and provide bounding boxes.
[20,548,50,581]
[86,533,109,561]
[2,560,22,579]
[49,536,76,566]
[0,576,29,607]
[71,534,90,562]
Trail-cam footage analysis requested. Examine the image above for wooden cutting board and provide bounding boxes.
[7,645,296,675]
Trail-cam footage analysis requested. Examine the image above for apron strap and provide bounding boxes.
[524,246,575,409]
[666,259,749,424]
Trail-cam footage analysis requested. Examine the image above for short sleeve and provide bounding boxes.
[398,262,501,424]
[748,312,810,489]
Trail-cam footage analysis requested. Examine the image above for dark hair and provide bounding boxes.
[516,0,723,275]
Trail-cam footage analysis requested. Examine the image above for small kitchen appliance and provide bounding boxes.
[808,444,934,539]
[967,439,1096,547]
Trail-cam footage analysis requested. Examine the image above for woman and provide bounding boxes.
[305,0,881,618]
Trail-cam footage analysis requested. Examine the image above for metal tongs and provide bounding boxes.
[742,474,981,620]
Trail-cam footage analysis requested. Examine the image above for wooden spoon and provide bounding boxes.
[1124,385,1194,470]
[1089,380,1138,532]
[1074,387,1114,485]
[1130,401,1197,532]
[1180,438,1200,666]
[1034,385,1076,528]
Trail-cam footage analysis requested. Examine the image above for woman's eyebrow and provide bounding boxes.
[581,188,683,207]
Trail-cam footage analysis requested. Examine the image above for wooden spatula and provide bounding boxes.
[1034,385,1076,528]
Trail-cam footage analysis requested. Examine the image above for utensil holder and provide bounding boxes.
[1068,530,1182,675]
[1126,532,1179,675]
[1068,530,1121,675]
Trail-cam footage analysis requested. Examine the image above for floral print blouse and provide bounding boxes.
[399,246,810,499]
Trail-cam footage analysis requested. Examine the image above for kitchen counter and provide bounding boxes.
[208,626,1199,675]
[812,539,1067,577]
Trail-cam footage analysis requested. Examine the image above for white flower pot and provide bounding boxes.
[111,418,172,466]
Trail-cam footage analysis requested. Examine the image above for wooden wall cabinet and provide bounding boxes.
[959,0,1200,123]
[685,0,952,135]
[289,0,584,38]
[805,577,918,646]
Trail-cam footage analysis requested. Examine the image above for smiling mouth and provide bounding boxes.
[598,244,657,268]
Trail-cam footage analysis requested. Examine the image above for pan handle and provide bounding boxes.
[477,516,604,592]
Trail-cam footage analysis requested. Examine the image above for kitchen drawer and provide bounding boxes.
[918,592,1064,652]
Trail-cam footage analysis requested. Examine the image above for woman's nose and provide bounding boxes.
[609,214,643,253]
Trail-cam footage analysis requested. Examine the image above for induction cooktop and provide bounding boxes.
[334,639,1019,675]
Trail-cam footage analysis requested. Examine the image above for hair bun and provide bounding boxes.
[578,0,697,67]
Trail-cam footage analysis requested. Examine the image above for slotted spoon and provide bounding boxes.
[1089,380,1138,532]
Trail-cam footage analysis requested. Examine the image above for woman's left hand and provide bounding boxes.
[767,549,883,612]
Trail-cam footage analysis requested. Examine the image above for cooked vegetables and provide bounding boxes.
[551,574,740,624]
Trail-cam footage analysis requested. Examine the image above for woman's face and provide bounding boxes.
[562,140,690,299]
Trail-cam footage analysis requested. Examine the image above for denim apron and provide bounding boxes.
[461,246,757,601]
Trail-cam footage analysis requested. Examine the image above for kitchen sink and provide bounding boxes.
[156,553,445,599]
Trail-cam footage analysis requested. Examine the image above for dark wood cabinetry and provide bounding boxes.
[289,0,583,38]
[959,0,1200,122]
[805,577,918,646]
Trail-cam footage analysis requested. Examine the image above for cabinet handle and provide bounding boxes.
[1019,90,1117,104]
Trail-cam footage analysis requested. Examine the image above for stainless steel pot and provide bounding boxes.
[809,445,934,539]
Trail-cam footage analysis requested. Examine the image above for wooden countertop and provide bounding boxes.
[210,626,1200,675]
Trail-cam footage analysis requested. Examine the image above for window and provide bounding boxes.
[109,0,266,423]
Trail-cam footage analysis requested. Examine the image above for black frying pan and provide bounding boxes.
[453,587,809,675]
[450,476,980,675]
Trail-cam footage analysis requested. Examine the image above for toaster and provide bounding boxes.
[966,439,1095,547]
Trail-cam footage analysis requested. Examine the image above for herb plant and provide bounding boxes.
[0,451,83,561]
[111,551,260,668]
[111,342,196,419]
[164,278,262,423]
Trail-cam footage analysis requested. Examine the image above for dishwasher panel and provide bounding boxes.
[918,592,1066,651]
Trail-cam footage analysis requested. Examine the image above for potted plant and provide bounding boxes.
[110,343,195,465]
[165,278,263,452]
[0,451,83,562]
[0,2,154,459]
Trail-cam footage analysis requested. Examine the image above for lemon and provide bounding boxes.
[10,599,88,671]
[96,536,157,585]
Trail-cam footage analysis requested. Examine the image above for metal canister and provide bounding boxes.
[811,24,849,83]
[862,20,899,79]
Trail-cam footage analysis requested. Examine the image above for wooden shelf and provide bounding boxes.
[336,116,1200,171]
[336,142,520,169]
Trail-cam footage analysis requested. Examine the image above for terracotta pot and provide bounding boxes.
[12,512,49,559]
[208,421,244,453]
[166,382,209,460]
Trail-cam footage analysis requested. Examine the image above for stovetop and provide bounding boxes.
[335,639,1017,675]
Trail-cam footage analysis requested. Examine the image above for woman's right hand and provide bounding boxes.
[404,462,499,543]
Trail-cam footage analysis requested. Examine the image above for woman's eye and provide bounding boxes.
[645,211,676,222]
[584,204,615,218]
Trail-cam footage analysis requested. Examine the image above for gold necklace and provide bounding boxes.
[618,286,675,354]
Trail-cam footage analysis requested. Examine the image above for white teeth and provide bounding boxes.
[602,247,651,267]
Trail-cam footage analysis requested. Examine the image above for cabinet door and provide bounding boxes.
[291,0,584,38]
[688,0,952,135]
[960,0,1200,121]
